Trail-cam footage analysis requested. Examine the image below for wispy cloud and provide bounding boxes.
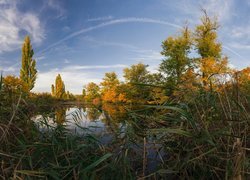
[36,55,46,61]
[201,0,234,23]
[228,43,250,50]
[64,64,128,71]
[64,59,70,64]
[47,0,66,19]
[0,65,18,73]
[169,0,234,24]
[81,36,137,49]
[87,16,113,22]
[38,17,181,55]
[222,45,247,61]
[230,26,250,39]
[130,49,163,62]
[0,1,45,53]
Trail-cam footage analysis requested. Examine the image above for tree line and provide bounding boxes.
[80,12,250,105]
[2,11,250,105]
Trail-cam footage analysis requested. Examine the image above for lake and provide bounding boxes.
[32,103,166,174]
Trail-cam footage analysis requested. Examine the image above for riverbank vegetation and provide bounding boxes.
[0,12,249,179]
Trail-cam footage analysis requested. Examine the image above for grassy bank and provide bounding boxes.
[0,76,249,179]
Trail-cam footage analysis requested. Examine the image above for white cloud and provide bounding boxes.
[33,69,100,94]
[0,1,45,53]
[63,64,128,71]
[0,65,18,73]
[64,59,70,64]
[32,64,128,94]
[202,0,233,23]
[230,26,250,39]
[47,0,66,19]
[131,49,163,62]
[222,45,247,66]
[228,43,250,50]
[88,16,113,22]
[81,36,138,49]
[169,0,234,25]
[36,55,46,61]
[38,17,181,54]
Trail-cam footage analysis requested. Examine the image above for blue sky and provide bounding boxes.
[0,0,250,94]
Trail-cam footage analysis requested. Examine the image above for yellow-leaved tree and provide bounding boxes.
[20,36,37,92]
[101,72,120,103]
[194,11,229,89]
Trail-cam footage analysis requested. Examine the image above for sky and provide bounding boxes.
[0,0,250,94]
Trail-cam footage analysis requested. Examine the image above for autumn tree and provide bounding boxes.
[51,74,65,99]
[194,11,228,88]
[146,73,168,104]
[123,63,151,103]
[51,84,55,96]
[20,36,37,92]
[55,107,66,124]
[236,67,250,94]
[101,72,120,102]
[3,75,28,98]
[85,82,101,104]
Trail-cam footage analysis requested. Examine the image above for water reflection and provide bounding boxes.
[33,103,129,137]
[32,103,165,174]
[86,108,101,121]
[55,107,66,124]
[102,103,127,122]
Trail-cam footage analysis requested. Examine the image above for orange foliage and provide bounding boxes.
[3,75,29,94]
[92,97,102,106]
[102,87,118,103]
[200,57,228,86]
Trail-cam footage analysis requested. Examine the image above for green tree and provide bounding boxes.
[20,36,37,91]
[123,63,149,83]
[160,26,192,88]
[85,82,101,103]
[123,63,151,103]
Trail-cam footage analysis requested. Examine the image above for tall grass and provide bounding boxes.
[0,73,249,179]
[129,81,250,179]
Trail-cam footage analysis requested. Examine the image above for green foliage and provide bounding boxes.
[194,11,221,59]
[122,63,152,103]
[160,26,192,86]
[1,11,250,180]
[20,36,37,91]
[123,63,149,83]
[85,82,101,103]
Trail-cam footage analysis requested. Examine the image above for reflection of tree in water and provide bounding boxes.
[55,107,66,124]
[79,105,86,113]
[86,108,101,121]
[101,103,127,123]
[100,103,129,133]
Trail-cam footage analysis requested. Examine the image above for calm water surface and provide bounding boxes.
[32,104,165,173]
